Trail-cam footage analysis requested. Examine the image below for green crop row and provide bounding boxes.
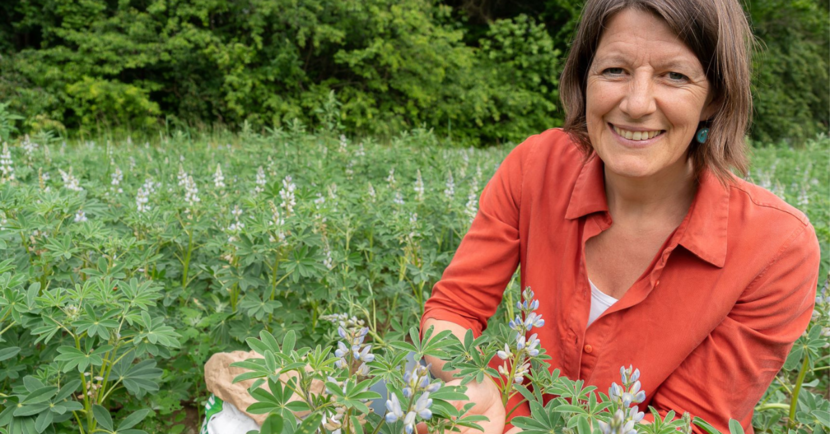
[0,127,827,433]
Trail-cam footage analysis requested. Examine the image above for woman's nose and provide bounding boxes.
[619,74,656,119]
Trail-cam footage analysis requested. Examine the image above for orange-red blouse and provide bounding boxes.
[421,129,820,433]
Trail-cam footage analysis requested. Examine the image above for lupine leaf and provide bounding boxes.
[118,409,152,430]
[93,404,113,431]
[0,346,20,361]
[294,412,323,434]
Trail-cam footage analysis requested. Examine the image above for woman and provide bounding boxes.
[421,0,821,433]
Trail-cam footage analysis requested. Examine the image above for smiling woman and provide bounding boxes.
[421,0,821,433]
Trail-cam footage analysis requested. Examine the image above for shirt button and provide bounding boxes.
[584,344,593,354]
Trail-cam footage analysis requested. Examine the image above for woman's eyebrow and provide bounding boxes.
[655,59,699,72]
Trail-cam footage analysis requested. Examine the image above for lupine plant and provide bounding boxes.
[0,128,827,433]
[234,288,774,434]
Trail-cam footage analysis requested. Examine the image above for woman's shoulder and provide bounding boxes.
[504,128,586,177]
[724,176,819,268]
[727,176,812,228]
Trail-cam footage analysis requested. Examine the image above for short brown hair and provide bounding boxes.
[560,0,754,183]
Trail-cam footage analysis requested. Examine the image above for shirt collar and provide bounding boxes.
[565,153,729,268]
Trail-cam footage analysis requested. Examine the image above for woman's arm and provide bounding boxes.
[644,222,821,432]
[419,134,542,434]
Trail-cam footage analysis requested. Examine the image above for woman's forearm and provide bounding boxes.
[422,318,473,382]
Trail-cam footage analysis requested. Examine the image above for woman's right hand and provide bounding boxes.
[442,376,505,434]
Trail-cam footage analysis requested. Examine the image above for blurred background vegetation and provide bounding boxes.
[0,0,827,146]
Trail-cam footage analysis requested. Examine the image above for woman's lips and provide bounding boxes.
[608,123,665,147]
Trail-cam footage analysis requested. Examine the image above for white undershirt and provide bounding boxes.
[587,279,618,328]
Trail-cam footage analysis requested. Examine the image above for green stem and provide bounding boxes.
[181,229,194,289]
[755,403,790,411]
[788,351,809,428]
[0,319,14,338]
[370,419,385,434]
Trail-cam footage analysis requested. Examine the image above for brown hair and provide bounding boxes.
[560,0,754,183]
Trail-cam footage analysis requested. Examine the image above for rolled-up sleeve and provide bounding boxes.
[644,222,821,433]
[421,138,531,337]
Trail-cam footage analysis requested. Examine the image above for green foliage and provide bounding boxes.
[0,0,562,144]
[744,0,830,145]
[0,129,826,432]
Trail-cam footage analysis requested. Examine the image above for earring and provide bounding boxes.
[696,127,709,144]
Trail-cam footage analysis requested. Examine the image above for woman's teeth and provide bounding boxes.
[613,125,662,141]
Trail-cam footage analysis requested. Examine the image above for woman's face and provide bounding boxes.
[586,8,716,181]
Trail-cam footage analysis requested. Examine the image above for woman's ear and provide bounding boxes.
[700,91,722,122]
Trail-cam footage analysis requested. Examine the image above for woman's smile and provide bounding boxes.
[607,122,666,148]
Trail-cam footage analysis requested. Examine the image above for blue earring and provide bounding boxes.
[696,127,709,144]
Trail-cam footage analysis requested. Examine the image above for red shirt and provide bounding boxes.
[422,129,820,433]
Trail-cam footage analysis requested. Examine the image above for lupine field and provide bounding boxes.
[0,128,828,434]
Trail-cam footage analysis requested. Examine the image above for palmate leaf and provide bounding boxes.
[247,377,311,415]
[511,399,565,434]
[239,295,282,321]
[54,345,112,373]
[119,278,162,311]
[137,311,181,347]
[111,357,162,397]
[74,305,119,339]
[282,245,325,283]
[406,325,457,360]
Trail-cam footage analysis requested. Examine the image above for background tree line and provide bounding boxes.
[0,0,826,146]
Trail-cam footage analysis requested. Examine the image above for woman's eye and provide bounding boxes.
[668,72,688,81]
[604,68,624,75]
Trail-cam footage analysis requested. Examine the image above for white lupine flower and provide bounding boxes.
[497,344,512,360]
[414,169,425,202]
[59,168,83,191]
[772,182,785,200]
[465,190,477,223]
[177,165,188,186]
[43,144,51,165]
[323,244,334,270]
[267,201,285,243]
[141,177,157,195]
[183,175,200,210]
[444,171,455,201]
[407,213,419,240]
[385,394,404,424]
[136,187,150,213]
[279,175,296,215]
[254,166,266,194]
[128,156,136,170]
[0,143,14,182]
[345,160,355,177]
[110,167,123,193]
[21,135,38,165]
[798,187,809,207]
[214,164,225,189]
[393,191,404,206]
[74,210,88,222]
[386,168,396,187]
[355,143,365,157]
[228,205,245,232]
[339,135,348,153]
[367,183,376,202]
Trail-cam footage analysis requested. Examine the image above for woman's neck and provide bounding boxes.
[604,159,697,228]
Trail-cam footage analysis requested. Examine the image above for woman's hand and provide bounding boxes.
[422,376,506,434]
